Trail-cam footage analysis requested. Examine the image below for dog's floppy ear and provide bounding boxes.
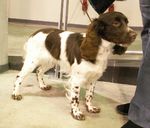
[93,18,105,35]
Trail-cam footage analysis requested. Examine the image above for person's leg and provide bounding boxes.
[122,120,143,128]
[117,0,150,118]
[122,0,150,127]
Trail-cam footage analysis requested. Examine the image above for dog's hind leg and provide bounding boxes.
[85,83,100,113]
[36,65,52,90]
[12,58,39,100]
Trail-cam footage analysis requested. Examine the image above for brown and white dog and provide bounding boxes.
[12,12,137,120]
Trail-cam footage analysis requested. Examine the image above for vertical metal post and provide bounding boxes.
[58,0,64,30]
[55,0,64,78]
[64,0,69,30]
[55,0,69,78]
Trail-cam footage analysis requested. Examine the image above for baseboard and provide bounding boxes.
[0,64,9,73]
[99,66,138,85]
[8,18,142,30]
[8,56,23,70]
[8,18,88,29]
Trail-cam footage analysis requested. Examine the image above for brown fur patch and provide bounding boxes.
[66,24,102,64]
[45,29,63,60]
[80,23,102,63]
[66,33,84,65]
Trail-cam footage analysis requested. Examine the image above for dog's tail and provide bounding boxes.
[22,41,28,61]
[22,37,33,61]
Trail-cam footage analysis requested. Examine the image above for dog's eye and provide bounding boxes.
[112,21,121,27]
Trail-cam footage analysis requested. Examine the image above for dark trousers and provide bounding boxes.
[128,0,150,127]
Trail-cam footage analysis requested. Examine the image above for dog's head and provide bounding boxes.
[92,11,137,55]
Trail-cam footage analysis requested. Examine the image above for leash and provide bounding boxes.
[80,0,116,23]
[80,0,92,22]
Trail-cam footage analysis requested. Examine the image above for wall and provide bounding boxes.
[8,0,142,27]
[0,0,8,72]
[115,0,142,27]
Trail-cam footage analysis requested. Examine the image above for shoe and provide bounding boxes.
[116,103,130,115]
[121,120,143,128]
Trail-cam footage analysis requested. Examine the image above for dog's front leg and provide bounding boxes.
[85,83,100,113]
[70,84,85,120]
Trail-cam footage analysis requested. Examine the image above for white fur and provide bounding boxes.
[25,32,57,64]
[59,31,74,73]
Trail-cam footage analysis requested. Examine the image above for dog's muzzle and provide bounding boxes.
[128,29,137,43]
[113,30,137,55]
[126,27,137,45]
[113,28,137,55]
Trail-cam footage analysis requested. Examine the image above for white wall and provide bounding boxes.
[8,0,142,27]
[115,0,142,27]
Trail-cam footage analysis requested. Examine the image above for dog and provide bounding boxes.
[12,12,137,120]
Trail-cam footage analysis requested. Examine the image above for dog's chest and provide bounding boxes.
[85,41,112,79]
[70,44,111,82]
[96,40,111,65]
[59,35,111,74]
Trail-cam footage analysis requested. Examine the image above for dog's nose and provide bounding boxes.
[129,31,137,40]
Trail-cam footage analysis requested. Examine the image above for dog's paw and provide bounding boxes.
[11,94,22,100]
[71,109,85,120]
[40,85,52,91]
[86,105,101,113]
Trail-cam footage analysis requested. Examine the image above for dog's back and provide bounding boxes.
[24,28,86,72]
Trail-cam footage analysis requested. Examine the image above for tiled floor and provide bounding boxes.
[0,70,135,128]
